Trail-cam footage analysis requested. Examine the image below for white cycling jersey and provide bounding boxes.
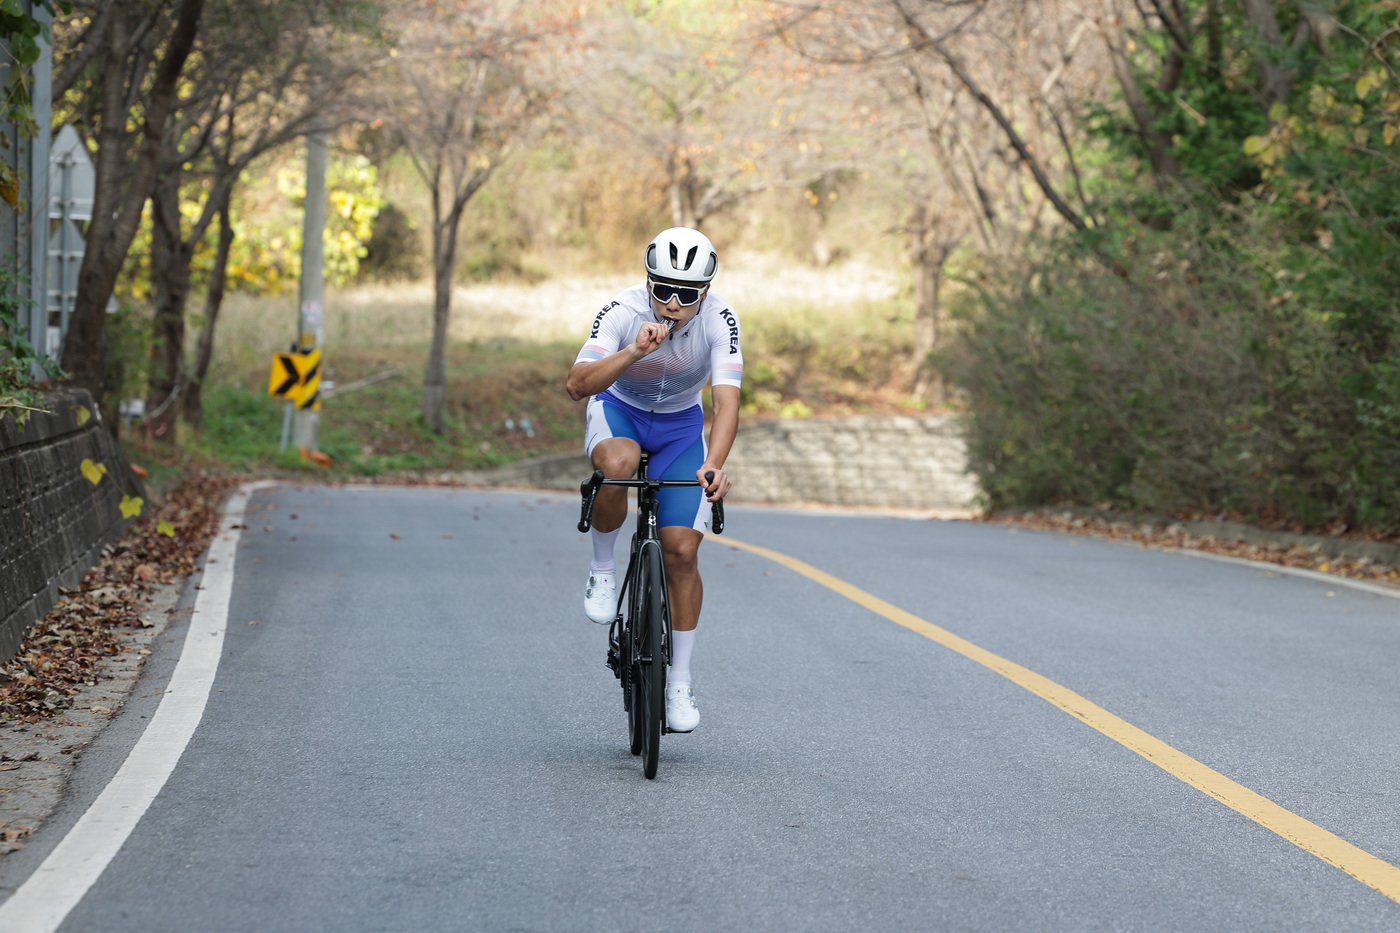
[573,284,744,413]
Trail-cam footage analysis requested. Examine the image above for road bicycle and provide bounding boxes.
[578,453,724,779]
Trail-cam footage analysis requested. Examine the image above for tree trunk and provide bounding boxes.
[668,174,684,228]
[423,208,461,435]
[667,147,700,228]
[60,0,204,403]
[909,205,956,401]
[183,193,235,429]
[1240,0,1291,108]
[1099,16,1181,183]
[145,161,194,443]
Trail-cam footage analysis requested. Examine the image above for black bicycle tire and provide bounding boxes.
[627,664,643,758]
[625,572,643,756]
[639,542,666,779]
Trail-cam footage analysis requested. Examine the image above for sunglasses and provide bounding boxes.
[648,279,705,307]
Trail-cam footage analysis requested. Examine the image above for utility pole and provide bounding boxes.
[289,120,328,451]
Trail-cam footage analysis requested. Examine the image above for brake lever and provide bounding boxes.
[578,470,604,532]
[703,470,724,535]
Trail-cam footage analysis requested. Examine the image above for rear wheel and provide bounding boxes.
[627,662,643,758]
[638,543,667,779]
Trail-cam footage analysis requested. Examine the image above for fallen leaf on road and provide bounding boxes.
[1,473,236,725]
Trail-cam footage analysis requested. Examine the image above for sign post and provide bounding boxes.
[45,125,95,361]
[26,11,52,369]
[291,120,329,452]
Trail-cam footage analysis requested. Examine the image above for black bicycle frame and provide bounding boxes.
[577,453,725,660]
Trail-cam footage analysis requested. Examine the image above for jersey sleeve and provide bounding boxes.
[709,304,744,391]
[574,299,630,366]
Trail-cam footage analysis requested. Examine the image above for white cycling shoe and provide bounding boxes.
[583,571,616,624]
[665,682,700,733]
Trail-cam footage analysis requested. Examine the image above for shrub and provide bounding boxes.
[946,201,1400,532]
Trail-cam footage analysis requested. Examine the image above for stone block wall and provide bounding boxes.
[1,391,143,660]
[465,414,981,512]
[723,415,978,510]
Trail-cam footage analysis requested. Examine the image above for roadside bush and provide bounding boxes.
[360,203,423,282]
[946,201,1400,531]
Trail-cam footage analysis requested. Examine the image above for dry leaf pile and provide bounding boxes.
[986,510,1400,586]
[0,473,240,724]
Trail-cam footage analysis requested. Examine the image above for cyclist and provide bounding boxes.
[564,226,743,734]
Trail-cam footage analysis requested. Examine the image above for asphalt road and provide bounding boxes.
[2,483,1399,931]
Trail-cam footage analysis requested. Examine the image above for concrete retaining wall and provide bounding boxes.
[463,414,981,512]
[1,391,143,660]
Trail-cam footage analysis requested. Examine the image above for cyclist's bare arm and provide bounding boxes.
[565,323,669,401]
[698,385,739,501]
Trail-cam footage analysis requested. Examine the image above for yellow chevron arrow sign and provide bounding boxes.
[267,349,322,407]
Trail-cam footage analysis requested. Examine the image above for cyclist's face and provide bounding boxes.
[649,286,706,328]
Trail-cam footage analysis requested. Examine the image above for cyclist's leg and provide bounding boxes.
[583,396,643,623]
[584,394,642,534]
[651,421,709,637]
[637,408,709,731]
[659,526,703,732]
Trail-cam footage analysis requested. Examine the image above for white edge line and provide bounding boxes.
[1172,548,1400,600]
[0,481,274,932]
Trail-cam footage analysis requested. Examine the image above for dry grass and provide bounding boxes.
[215,254,903,367]
[203,255,925,475]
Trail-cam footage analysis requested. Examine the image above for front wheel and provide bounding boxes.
[637,542,667,779]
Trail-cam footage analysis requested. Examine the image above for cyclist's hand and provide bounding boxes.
[698,464,730,501]
[634,322,669,355]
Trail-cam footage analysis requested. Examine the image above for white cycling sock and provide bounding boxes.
[668,629,696,686]
[590,526,620,573]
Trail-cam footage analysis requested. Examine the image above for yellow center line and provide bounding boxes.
[719,534,1400,906]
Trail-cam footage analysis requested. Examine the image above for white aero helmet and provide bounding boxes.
[644,227,718,284]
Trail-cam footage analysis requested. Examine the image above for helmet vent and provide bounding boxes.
[666,242,700,271]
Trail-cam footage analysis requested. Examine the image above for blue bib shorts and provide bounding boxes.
[585,390,710,533]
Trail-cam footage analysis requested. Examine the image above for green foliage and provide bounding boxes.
[0,268,59,415]
[949,196,1400,531]
[117,153,386,302]
[949,0,1400,533]
[226,153,384,295]
[1083,0,1273,213]
[102,303,152,405]
[0,0,60,203]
